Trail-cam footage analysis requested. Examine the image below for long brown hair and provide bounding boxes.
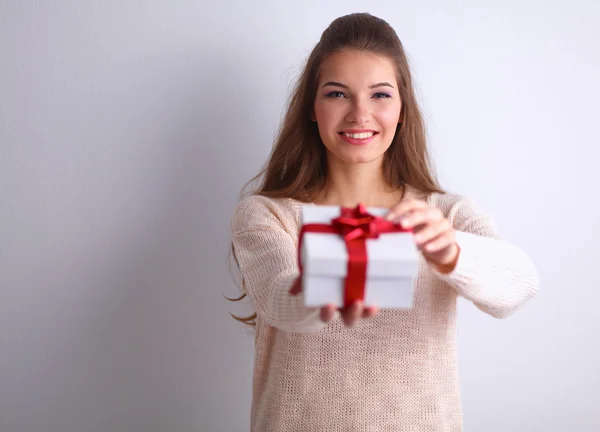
[227,13,444,326]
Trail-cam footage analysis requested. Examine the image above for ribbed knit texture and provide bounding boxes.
[231,191,539,432]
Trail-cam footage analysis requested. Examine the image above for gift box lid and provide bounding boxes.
[300,205,419,278]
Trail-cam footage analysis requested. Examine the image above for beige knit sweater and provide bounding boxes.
[230,190,539,432]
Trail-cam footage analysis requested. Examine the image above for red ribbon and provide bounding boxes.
[298,204,411,307]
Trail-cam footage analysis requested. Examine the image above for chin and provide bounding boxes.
[336,150,383,165]
[322,137,389,165]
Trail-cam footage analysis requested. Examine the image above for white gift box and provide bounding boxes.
[299,205,419,308]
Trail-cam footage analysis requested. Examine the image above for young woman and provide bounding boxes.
[229,12,539,432]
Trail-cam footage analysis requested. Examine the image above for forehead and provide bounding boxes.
[318,50,397,85]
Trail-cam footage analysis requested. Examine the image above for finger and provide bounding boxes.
[289,277,302,295]
[385,199,428,221]
[424,231,456,253]
[414,218,451,247]
[341,301,363,326]
[320,304,337,322]
[362,305,379,318]
[401,207,443,230]
[384,199,428,221]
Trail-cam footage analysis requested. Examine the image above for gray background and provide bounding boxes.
[2,1,599,431]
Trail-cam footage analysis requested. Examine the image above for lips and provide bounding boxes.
[339,130,378,136]
[338,131,379,145]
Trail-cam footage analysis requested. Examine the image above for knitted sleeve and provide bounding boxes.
[231,195,327,333]
[431,195,540,318]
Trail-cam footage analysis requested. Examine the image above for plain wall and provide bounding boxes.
[2,1,599,431]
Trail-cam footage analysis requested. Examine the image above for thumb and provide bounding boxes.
[289,277,302,295]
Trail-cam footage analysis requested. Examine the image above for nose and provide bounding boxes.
[345,98,371,125]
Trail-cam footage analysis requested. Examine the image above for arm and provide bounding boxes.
[231,196,327,333]
[431,196,540,318]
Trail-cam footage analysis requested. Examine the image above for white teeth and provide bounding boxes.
[342,132,375,139]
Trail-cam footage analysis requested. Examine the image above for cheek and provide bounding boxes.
[313,103,325,121]
[314,101,342,126]
[376,104,402,129]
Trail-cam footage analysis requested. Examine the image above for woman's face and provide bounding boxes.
[313,49,402,166]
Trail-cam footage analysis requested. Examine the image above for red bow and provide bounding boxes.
[298,204,411,307]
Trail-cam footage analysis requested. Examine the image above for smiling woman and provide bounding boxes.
[228,12,539,432]
[231,13,442,208]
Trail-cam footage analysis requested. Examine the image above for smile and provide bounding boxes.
[338,131,379,145]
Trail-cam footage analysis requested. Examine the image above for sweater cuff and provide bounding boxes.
[430,231,496,296]
[427,230,539,318]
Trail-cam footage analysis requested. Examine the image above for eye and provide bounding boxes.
[325,91,346,98]
[373,92,392,99]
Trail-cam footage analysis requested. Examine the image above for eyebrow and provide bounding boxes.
[321,81,395,89]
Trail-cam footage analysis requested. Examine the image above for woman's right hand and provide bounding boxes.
[289,277,379,326]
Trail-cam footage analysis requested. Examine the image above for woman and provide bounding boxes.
[229,12,539,432]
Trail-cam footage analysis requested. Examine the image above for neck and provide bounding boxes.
[315,155,404,208]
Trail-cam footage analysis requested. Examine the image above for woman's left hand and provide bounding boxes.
[385,198,460,273]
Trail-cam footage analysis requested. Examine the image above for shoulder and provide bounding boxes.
[427,192,497,232]
[427,191,472,214]
[231,194,302,236]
